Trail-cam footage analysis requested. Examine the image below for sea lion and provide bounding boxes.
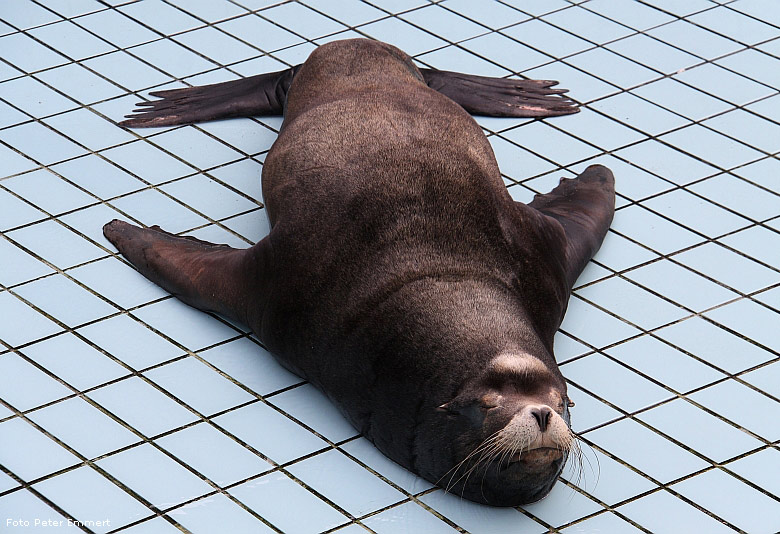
[104,39,614,506]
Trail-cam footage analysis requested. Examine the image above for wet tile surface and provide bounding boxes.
[1,1,778,533]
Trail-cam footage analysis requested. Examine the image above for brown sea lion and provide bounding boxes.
[104,38,614,506]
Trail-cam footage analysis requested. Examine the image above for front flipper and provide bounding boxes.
[103,220,271,325]
[528,165,615,288]
[120,66,300,128]
[421,69,579,117]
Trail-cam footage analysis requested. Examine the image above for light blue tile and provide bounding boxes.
[145,357,254,416]
[618,489,736,534]
[199,338,300,396]
[262,3,347,39]
[109,189,207,234]
[643,188,752,239]
[638,398,763,463]
[0,75,78,119]
[214,402,328,464]
[705,297,780,354]
[562,353,673,413]
[604,335,725,393]
[29,20,116,61]
[659,125,765,171]
[503,18,592,58]
[360,16,448,57]
[230,471,348,532]
[420,489,546,533]
[573,261,611,288]
[0,470,19,493]
[690,379,780,441]
[542,4,633,43]
[585,418,709,483]
[551,107,644,151]
[78,314,185,370]
[287,449,405,517]
[34,466,150,533]
[401,4,487,43]
[148,127,244,170]
[119,0,202,35]
[565,47,659,90]
[717,48,780,91]
[561,511,646,534]
[559,295,641,349]
[96,443,213,508]
[364,501,457,533]
[69,257,168,310]
[0,490,74,530]
[732,157,780,195]
[0,99,30,128]
[742,359,779,399]
[708,111,780,157]
[727,448,780,499]
[656,316,774,374]
[187,224,250,248]
[84,50,174,91]
[607,33,700,74]
[51,155,144,201]
[675,63,775,108]
[168,493,273,534]
[36,0,106,18]
[565,383,622,433]
[672,469,780,534]
[132,298,239,351]
[582,156,677,202]
[0,352,72,411]
[523,477,602,528]
[27,397,138,459]
[130,38,218,80]
[0,237,53,286]
[583,0,674,30]
[58,203,126,250]
[359,0,428,13]
[461,31,550,72]
[100,140,195,185]
[115,516,182,534]
[269,41,318,67]
[0,33,69,72]
[630,78,733,122]
[689,172,780,222]
[416,45,512,77]
[302,0,386,27]
[562,441,657,506]
[43,108,135,152]
[648,20,742,60]
[0,418,80,481]
[88,376,197,437]
[270,384,358,443]
[610,204,704,255]
[594,91,688,138]
[199,117,278,155]
[14,274,117,328]
[222,209,270,243]
[340,437,433,495]
[156,422,272,487]
[0,2,62,29]
[166,0,248,23]
[75,8,158,48]
[577,277,688,329]
[0,122,86,165]
[217,14,304,53]
[159,174,258,221]
[502,121,599,166]
[673,242,779,294]
[35,63,124,106]
[0,292,62,347]
[2,168,95,216]
[172,26,259,66]
[731,0,780,27]
[488,135,556,181]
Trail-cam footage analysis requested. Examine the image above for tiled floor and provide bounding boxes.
[1,0,779,532]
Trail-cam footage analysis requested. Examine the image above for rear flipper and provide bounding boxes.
[528,165,615,288]
[421,69,579,117]
[119,66,300,128]
[103,220,269,325]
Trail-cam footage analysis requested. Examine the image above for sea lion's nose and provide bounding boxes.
[530,406,552,432]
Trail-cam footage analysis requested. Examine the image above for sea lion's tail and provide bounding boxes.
[119,66,300,128]
[420,69,579,118]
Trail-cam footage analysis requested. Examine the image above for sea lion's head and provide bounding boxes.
[430,352,575,506]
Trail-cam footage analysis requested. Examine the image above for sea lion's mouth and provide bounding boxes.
[509,447,563,464]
